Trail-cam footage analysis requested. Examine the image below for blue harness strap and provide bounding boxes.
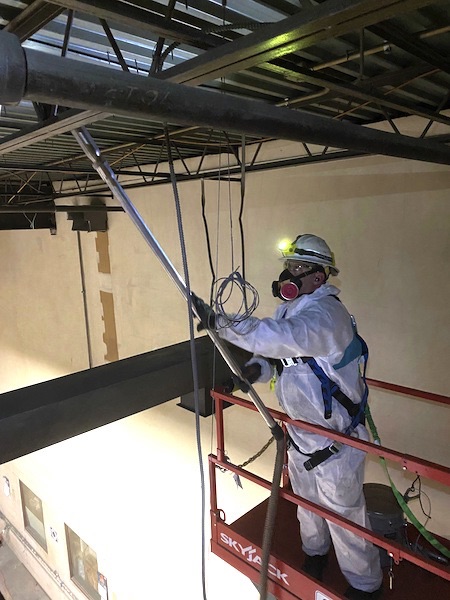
[354,332,369,430]
[301,331,369,430]
[301,357,339,420]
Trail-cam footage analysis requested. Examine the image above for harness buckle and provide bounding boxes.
[303,441,342,471]
[280,357,299,367]
[329,442,342,455]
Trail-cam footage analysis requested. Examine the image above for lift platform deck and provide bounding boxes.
[209,382,450,600]
[212,495,449,600]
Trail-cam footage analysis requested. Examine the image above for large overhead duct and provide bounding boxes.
[1,31,450,165]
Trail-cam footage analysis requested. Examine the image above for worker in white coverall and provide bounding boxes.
[192,234,383,600]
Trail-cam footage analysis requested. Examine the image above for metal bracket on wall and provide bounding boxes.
[67,198,108,232]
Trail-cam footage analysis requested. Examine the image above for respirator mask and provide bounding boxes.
[271,262,320,301]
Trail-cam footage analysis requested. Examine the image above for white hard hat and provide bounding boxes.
[280,234,339,275]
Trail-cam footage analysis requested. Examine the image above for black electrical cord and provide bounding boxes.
[200,179,217,294]
[401,480,446,564]
[405,475,433,553]
[416,476,432,521]
[238,135,247,302]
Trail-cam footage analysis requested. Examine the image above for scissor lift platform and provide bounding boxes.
[212,494,449,600]
[209,385,450,600]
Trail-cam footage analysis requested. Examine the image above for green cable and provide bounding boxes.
[365,405,450,560]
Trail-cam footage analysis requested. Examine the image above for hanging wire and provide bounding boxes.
[197,177,220,456]
[207,137,224,455]
[213,269,259,328]
[227,144,235,271]
[197,136,281,600]
[164,127,208,600]
[212,143,222,305]
[201,179,216,284]
[239,135,247,289]
[200,135,258,328]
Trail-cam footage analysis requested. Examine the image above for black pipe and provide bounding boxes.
[1,31,450,165]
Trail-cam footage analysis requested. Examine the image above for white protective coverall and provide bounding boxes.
[217,282,383,593]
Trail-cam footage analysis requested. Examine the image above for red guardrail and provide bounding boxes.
[209,380,450,584]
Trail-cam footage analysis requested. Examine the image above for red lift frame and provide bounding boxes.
[209,379,450,600]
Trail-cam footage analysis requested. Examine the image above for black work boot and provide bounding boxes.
[302,553,329,581]
[344,585,383,599]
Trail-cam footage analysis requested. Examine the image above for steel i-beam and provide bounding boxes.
[1,31,450,165]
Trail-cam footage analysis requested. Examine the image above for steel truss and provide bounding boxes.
[1,0,450,210]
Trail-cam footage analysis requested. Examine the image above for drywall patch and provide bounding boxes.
[99,290,119,362]
[95,232,119,362]
[95,231,111,274]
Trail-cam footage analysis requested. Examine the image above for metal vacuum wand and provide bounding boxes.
[71,126,281,435]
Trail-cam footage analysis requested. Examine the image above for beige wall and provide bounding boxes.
[0,125,449,599]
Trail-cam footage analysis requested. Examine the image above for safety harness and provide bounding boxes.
[275,309,369,471]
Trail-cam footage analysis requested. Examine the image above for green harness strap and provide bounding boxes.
[365,406,450,560]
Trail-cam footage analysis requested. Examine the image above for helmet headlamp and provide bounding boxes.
[277,239,292,253]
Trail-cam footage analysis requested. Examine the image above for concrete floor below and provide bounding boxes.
[0,541,50,600]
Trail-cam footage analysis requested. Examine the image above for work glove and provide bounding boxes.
[191,292,216,331]
[222,362,262,393]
